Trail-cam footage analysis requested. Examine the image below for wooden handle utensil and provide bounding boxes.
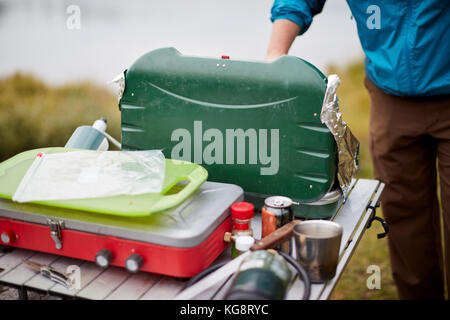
[250,219,302,251]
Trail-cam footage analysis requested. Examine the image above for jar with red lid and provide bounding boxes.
[230,202,254,258]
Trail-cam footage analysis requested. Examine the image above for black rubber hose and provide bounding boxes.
[277,249,311,300]
[184,261,229,289]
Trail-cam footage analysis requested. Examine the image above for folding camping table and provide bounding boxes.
[0,179,384,300]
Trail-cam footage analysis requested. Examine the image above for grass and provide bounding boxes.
[326,62,397,299]
[330,220,397,299]
[0,63,398,299]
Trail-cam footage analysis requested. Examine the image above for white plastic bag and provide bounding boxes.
[12,150,166,203]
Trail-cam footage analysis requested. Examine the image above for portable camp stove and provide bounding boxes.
[0,47,359,281]
[0,181,243,277]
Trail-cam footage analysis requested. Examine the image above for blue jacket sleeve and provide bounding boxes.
[271,0,327,35]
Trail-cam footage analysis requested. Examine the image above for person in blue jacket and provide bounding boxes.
[266,0,450,299]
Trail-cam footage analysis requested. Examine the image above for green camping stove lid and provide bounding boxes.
[119,47,337,203]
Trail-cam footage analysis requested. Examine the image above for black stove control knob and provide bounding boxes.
[1,231,15,244]
[95,249,113,268]
[125,253,143,273]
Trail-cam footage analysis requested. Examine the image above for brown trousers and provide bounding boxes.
[365,77,450,299]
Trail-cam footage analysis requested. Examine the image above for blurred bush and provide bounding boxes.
[0,73,121,162]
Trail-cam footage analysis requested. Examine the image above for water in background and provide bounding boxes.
[0,0,363,85]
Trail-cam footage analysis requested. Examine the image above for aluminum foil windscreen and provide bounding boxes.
[321,75,359,198]
[109,72,125,103]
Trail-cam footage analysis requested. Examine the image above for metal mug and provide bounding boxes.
[293,220,343,283]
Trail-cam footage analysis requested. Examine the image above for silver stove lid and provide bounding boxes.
[0,181,244,248]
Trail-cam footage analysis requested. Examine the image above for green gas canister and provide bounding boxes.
[224,250,292,300]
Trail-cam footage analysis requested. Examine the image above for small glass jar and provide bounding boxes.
[230,202,254,258]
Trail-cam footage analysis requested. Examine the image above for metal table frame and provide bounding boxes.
[0,179,384,300]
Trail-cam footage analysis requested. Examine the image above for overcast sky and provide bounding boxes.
[0,0,363,85]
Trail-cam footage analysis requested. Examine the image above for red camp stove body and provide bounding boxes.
[0,182,243,278]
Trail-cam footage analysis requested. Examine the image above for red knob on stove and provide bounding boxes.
[1,231,15,244]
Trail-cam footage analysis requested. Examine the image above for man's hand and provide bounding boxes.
[266,19,300,61]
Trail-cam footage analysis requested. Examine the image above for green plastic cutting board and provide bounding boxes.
[0,147,208,217]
